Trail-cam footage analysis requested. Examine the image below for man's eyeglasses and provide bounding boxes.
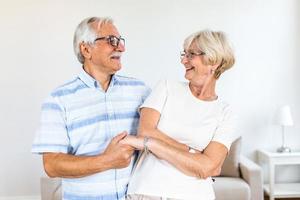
[94,35,125,48]
[180,51,205,60]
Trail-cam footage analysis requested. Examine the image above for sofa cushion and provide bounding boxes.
[213,177,250,200]
[220,137,242,177]
[40,177,62,200]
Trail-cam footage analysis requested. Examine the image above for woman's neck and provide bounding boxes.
[189,77,217,101]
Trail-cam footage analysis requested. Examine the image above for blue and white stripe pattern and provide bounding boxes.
[32,68,150,200]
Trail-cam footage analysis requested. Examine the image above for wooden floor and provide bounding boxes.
[264,196,300,200]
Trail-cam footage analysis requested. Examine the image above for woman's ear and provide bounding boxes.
[209,64,218,75]
[211,63,219,71]
[80,42,92,60]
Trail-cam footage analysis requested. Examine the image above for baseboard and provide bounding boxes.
[0,196,40,200]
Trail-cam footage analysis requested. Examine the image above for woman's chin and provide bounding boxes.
[184,73,192,81]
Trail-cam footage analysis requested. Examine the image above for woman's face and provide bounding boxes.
[181,42,215,86]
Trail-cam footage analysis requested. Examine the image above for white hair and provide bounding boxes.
[73,17,114,64]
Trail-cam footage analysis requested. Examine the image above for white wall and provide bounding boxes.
[0,0,299,197]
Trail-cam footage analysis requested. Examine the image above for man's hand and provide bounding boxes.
[102,131,135,169]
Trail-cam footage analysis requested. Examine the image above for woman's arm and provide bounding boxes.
[146,138,227,179]
[122,107,228,179]
[137,108,191,152]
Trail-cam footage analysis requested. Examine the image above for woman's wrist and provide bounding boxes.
[143,137,150,153]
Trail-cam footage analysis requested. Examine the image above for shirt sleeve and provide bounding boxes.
[31,95,70,154]
[140,79,168,113]
[141,85,152,104]
[211,104,237,150]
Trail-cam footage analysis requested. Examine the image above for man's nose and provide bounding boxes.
[116,43,125,52]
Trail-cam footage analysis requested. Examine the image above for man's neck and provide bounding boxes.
[83,65,112,92]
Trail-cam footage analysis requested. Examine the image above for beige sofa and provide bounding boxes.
[213,156,263,200]
[40,138,263,200]
[213,137,263,200]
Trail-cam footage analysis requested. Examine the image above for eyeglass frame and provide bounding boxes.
[94,35,125,48]
[180,50,205,60]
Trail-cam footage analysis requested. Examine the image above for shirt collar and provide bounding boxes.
[78,67,118,89]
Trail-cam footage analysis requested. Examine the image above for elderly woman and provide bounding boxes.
[122,30,236,200]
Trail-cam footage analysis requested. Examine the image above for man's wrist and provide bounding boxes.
[97,152,114,171]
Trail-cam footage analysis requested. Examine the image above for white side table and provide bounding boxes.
[257,150,300,200]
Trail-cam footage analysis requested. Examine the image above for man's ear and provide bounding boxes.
[80,42,92,60]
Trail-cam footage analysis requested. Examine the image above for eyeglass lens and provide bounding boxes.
[108,36,125,47]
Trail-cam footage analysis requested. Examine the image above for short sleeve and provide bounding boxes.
[31,95,70,154]
[140,80,168,114]
[141,85,152,104]
[211,104,237,150]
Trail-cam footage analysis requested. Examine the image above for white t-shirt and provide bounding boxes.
[128,80,236,200]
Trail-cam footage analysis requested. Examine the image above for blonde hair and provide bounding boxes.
[183,30,235,79]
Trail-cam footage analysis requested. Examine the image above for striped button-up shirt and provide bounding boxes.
[32,68,150,200]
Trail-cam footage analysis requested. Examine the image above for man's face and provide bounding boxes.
[87,23,125,75]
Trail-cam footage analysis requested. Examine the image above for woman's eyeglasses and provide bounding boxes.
[180,51,205,60]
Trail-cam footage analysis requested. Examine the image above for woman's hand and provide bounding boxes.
[120,135,144,150]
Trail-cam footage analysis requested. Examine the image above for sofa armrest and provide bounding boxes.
[40,177,62,200]
[239,156,263,200]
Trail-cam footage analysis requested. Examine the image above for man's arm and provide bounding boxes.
[43,132,135,178]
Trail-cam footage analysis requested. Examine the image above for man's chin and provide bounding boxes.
[111,65,122,73]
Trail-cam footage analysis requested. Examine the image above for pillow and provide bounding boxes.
[219,137,242,177]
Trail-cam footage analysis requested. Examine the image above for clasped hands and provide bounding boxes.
[118,132,202,154]
[119,132,145,150]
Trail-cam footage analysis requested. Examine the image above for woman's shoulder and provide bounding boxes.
[156,79,188,91]
[215,100,237,119]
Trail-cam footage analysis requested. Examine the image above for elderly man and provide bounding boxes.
[32,17,150,200]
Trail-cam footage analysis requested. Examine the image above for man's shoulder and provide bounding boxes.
[114,74,147,86]
[49,77,85,98]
